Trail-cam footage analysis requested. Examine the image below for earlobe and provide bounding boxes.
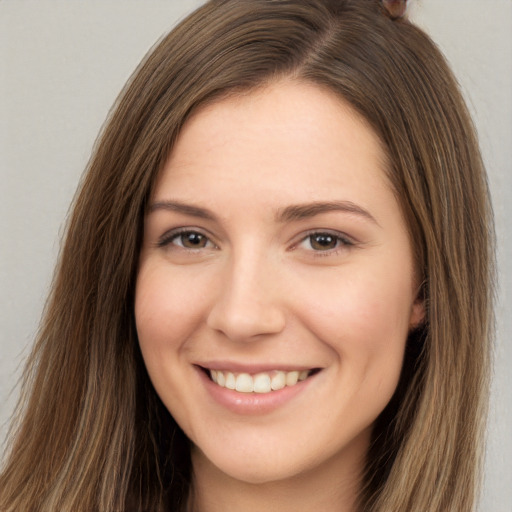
[409,296,426,330]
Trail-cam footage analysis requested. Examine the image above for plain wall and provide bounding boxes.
[1,1,511,509]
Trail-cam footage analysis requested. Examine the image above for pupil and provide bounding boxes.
[184,233,205,247]
[312,234,336,250]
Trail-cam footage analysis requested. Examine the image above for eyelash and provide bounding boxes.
[294,230,354,256]
[157,228,354,256]
[157,228,217,250]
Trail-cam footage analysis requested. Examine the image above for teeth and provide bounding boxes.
[253,373,271,393]
[285,371,299,386]
[225,372,236,390]
[235,373,252,392]
[271,371,286,390]
[216,371,226,387]
[209,369,312,393]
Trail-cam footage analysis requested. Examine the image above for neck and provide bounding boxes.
[188,433,368,512]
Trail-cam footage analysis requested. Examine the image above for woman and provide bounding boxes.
[0,0,494,511]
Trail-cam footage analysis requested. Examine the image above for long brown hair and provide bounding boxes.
[0,1,494,510]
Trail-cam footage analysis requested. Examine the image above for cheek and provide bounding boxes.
[134,262,214,430]
[135,262,211,351]
[133,263,213,418]
[297,265,413,369]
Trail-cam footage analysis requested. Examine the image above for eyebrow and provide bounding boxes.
[148,199,378,225]
[148,200,218,221]
[275,201,379,226]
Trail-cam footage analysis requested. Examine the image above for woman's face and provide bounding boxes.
[135,81,424,486]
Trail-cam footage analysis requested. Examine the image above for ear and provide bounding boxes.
[409,287,426,330]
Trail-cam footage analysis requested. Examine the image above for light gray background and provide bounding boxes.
[1,1,510,510]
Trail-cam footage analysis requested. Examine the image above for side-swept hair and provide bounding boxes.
[0,1,494,511]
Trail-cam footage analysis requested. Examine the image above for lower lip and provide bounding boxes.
[195,367,316,415]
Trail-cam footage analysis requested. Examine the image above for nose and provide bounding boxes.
[206,252,286,342]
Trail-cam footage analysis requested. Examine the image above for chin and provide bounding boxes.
[191,437,317,485]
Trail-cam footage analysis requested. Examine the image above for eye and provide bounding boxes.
[177,231,209,249]
[298,231,354,253]
[158,229,216,250]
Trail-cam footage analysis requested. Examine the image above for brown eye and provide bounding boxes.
[309,233,339,250]
[179,232,209,248]
[296,231,354,254]
[158,230,215,250]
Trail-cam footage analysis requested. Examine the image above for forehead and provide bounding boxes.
[154,80,392,216]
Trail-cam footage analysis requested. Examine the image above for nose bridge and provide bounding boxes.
[206,244,286,341]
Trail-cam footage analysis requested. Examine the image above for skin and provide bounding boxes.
[135,80,424,512]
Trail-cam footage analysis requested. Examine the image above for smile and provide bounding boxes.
[208,369,314,394]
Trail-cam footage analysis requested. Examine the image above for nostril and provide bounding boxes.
[206,305,286,342]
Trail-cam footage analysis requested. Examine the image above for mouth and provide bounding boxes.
[201,367,321,394]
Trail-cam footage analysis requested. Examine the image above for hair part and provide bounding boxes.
[0,1,494,511]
